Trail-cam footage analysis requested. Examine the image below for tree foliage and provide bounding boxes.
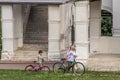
[101,10,112,36]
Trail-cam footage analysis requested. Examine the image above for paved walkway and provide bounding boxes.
[0,61,55,70]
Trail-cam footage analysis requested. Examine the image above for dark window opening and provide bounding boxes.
[101,10,113,36]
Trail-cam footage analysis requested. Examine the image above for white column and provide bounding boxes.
[75,1,89,63]
[59,5,66,57]
[48,5,60,61]
[1,5,14,60]
[113,0,120,37]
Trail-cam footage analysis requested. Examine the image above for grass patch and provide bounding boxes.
[0,69,119,80]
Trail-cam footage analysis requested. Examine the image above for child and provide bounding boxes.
[33,50,44,71]
[66,45,77,68]
[37,50,44,66]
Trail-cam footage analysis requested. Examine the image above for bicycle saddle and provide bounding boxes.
[61,58,66,61]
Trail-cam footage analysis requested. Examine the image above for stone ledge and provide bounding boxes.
[1,60,56,64]
[0,61,56,70]
[0,0,64,4]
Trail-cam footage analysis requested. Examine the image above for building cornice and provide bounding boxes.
[0,0,65,4]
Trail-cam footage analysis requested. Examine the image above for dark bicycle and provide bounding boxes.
[25,61,50,74]
[53,58,85,76]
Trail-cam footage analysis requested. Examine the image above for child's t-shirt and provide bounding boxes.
[67,50,76,62]
[38,54,42,64]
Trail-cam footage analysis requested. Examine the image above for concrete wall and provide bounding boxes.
[92,37,120,54]
[90,0,120,54]
[90,0,101,54]
[102,0,112,13]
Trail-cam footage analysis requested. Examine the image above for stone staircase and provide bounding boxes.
[24,5,48,44]
[24,32,48,44]
[12,44,48,61]
[87,54,120,71]
[12,5,48,61]
[13,50,38,61]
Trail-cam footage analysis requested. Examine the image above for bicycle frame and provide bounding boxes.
[53,58,85,76]
[60,58,76,73]
[25,61,46,71]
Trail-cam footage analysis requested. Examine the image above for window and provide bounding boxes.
[101,10,112,36]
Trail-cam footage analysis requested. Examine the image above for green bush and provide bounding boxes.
[101,10,112,36]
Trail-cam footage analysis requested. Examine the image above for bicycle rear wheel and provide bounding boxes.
[40,66,50,74]
[25,65,34,71]
[53,62,65,74]
[72,62,85,76]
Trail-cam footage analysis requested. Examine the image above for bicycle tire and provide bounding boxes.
[53,62,65,74]
[40,66,50,74]
[72,62,85,76]
[25,65,34,71]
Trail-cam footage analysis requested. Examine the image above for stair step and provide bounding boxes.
[13,50,48,61]
[13,44,48,61]
[19,44,48,51]
[24,40,48,44]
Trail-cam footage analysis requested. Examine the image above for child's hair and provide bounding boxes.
[38,50,43,54]
[70,45,72,50]
[69,45,76,51]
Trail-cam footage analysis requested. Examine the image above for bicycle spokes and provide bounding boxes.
[73,62,85,76]
[25,65,34,71]
[53,62,65,74]
[40,66,50,74]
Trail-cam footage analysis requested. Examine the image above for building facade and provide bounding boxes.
[0,0,120,70]
[91,0,120,54]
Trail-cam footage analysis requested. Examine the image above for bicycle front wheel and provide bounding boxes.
[41,66,50,74]
[25,65,34,71]
[53,62,65,74]
[72,62,85,76]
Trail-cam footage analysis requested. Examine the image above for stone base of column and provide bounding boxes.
[75,43,89,65]
[1,51,13,61]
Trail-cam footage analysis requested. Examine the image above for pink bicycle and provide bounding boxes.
[25,61,50,74]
